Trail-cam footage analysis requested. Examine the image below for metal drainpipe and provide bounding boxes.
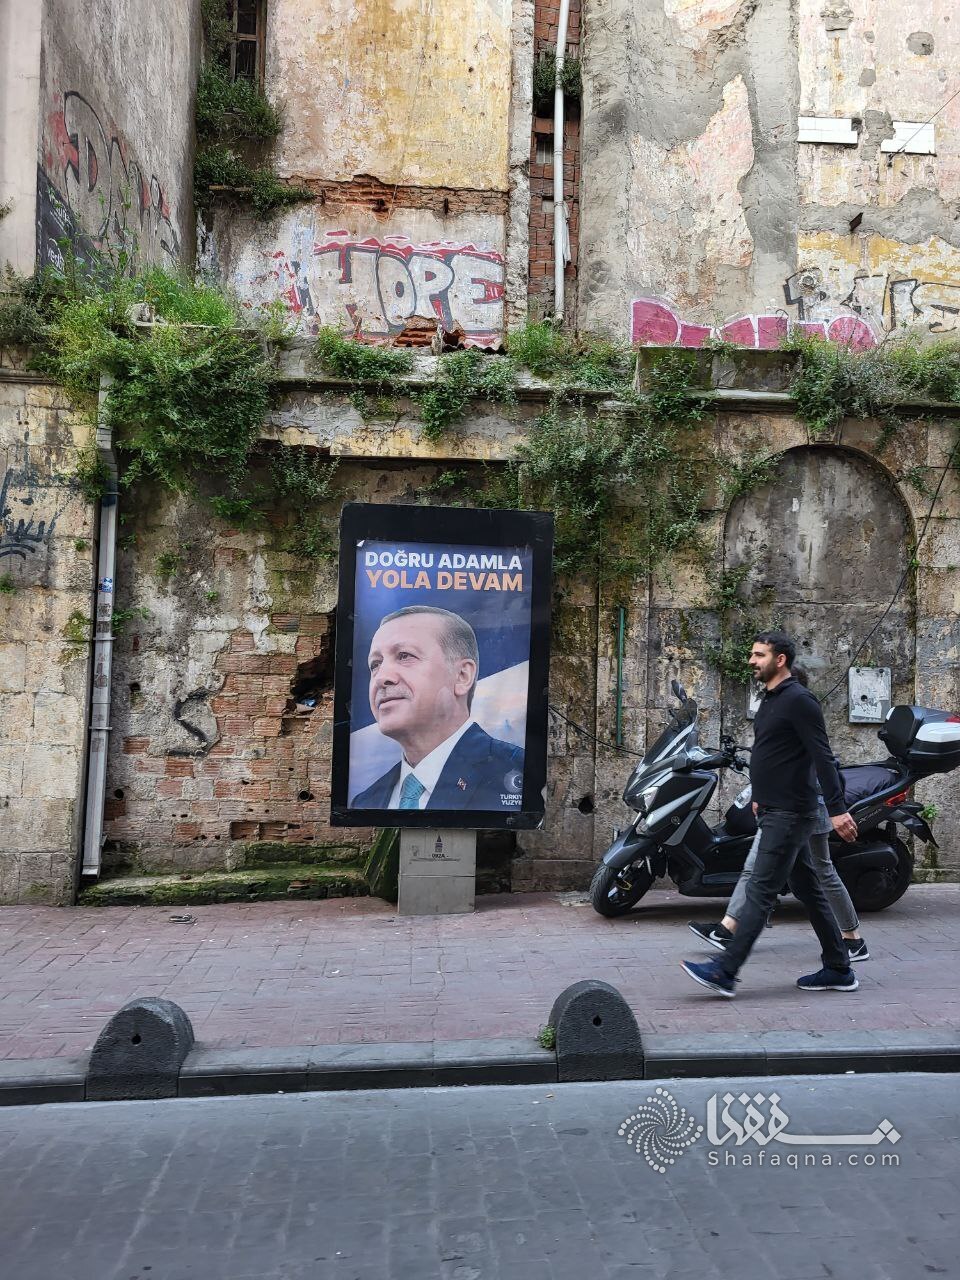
[81,374,118,879]
[553,0,571,322]
[615,605,626,747]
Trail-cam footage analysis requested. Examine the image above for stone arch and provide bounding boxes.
[722,444,916,761]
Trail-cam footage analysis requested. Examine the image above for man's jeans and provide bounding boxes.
[727,833,860,934]
[719,807,849,978]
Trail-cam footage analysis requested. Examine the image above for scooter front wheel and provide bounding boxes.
[589,861,655,917]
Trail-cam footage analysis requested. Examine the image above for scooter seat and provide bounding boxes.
[840,763,903,807]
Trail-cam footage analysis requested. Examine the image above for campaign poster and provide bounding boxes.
[330,504,553,830]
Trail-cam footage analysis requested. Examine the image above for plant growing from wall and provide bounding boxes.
[532,51,582,115]
[155,552,185,582]
[506,321,634,388]
[786,333,960,442]
[312,326,414,414]
[60,610,92,662]
[0,265,60,352]
[700,563,777,686]
[196,67,283,144]
[717,446,779,506]
[418,350,518,442]
[1,256,275,509]
[422,344,712,581]
[272,446,341,561]
[111,606,151,637]
[194,145,312,217]
[194,0,311,217]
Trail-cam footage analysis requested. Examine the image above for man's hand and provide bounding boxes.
[831,812,858,843]
[752,801,758,816]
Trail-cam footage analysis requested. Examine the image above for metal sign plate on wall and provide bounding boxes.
[848,667,891,723]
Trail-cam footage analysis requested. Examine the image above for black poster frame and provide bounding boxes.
[330,502,554,830]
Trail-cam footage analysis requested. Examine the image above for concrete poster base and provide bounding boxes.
[398,829,477,915]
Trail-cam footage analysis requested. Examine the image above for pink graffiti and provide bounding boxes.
[631,297,877,350]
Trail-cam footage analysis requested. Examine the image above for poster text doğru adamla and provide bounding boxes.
[363,549,525,593]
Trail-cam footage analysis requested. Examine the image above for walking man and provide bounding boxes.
[688,664,869,963]
[681,631,860,997]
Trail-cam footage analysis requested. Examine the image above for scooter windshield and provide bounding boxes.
[642,700,698,765]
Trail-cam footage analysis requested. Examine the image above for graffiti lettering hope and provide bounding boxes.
[256,233,505,346]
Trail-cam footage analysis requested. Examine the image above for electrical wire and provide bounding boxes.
[549,704,646,756]
[818,432,960,705]
[885,84,960,162]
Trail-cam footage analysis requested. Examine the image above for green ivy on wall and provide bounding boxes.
[6,251,960,693]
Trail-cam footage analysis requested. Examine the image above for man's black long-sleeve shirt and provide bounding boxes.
[750,677,845,816]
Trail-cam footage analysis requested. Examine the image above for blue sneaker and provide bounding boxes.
[796,967,859,992]
[681,958,736,998]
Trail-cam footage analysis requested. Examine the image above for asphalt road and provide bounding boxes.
[0,1073,956,1280]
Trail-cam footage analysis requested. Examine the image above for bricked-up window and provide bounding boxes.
[220,0,267,85]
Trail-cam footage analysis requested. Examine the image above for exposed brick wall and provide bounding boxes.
[528,0,581,322]
[108,614,346,867]
[298,173,509,217]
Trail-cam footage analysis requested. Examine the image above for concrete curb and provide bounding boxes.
[642,1029,960,1078]
[2,1030,960,1105]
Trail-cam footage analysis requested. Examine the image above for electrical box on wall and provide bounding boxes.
[848,667,891,723]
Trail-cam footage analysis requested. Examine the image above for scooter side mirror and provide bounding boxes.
[671,679,688,703]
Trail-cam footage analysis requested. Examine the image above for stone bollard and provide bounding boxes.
[86,998,195,1101]
[548,980,644,1082]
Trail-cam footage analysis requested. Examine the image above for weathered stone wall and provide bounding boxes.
[4,359,960,899]
[203,208,509,348]
[97,437,596,889]
[0,1,43,276]
[580,0,960,349]
[0,368,94,904]
[37,0,199,270]
[204,0,519,345]
[266,0,513,194]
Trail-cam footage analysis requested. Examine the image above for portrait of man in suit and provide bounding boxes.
[349,605,525,811]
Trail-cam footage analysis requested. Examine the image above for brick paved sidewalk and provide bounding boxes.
[1,886,958,1060]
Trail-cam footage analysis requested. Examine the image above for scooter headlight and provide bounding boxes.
[640,784,661,815]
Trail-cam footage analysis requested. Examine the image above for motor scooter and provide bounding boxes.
[589,680,957,918]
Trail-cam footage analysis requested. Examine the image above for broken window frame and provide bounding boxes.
[221,0,267,87]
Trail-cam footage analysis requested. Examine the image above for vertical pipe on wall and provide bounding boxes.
[616,605,625,747]
[553,0,571,321]
[81,375,118,879]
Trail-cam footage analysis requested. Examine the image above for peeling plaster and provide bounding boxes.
[627,76,755,309]
[265,0,512,191]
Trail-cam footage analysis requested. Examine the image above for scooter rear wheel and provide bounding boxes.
[849,837,913,913]
[589,861,655,917]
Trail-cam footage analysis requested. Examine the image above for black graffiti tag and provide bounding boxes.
[0,467,57,561]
